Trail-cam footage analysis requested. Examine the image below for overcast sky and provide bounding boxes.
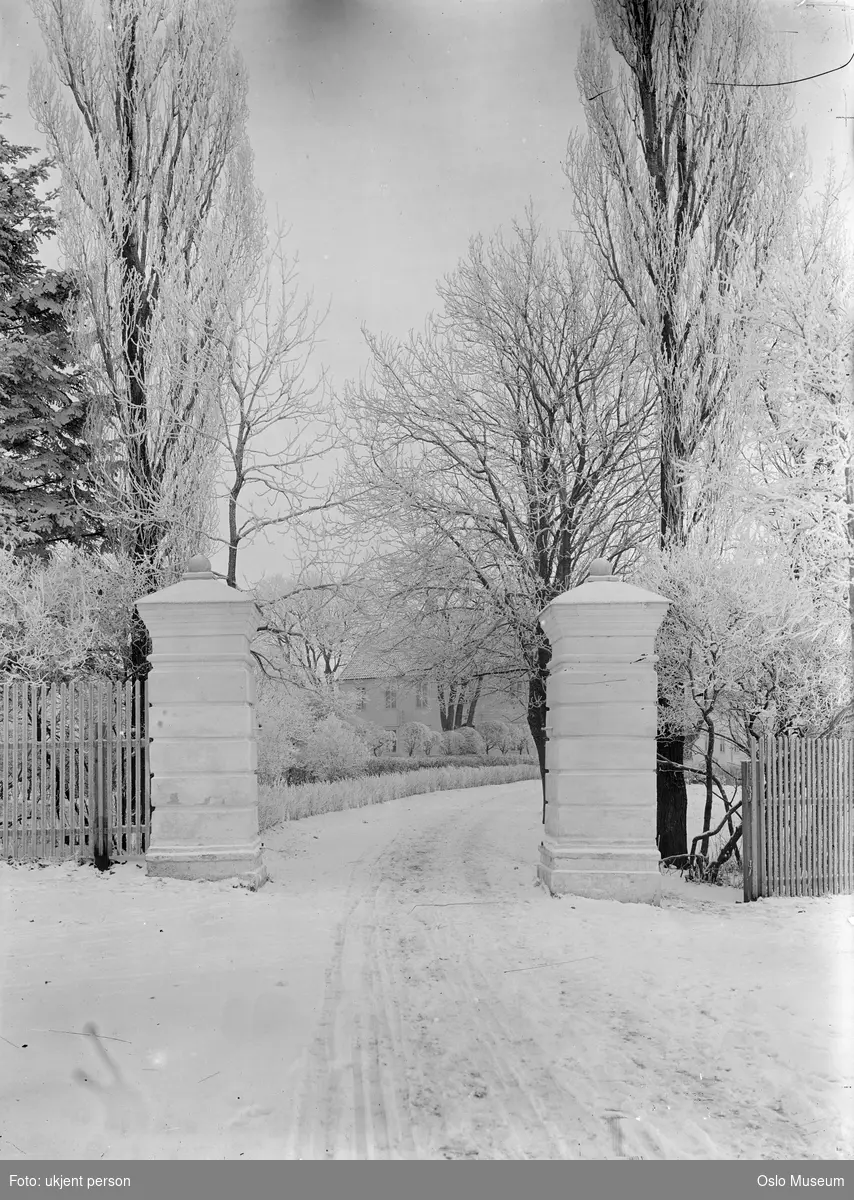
[1,0,852,584]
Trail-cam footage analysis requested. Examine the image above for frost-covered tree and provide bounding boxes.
[0,105,102,555]
[342,216,657,801]
[729,171,852,637]
[567,0,805,861]
[30,0,264,676]
[635,539,849,868]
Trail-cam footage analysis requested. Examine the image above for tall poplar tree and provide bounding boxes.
[566,0,805,861]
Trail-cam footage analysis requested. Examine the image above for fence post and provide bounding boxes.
[92,682,111,871]
[741,759,753,902]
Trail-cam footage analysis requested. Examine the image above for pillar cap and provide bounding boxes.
[136,551,254,611]
[182,553,215,580]
[587,557,620,582]
[539,560,670,620]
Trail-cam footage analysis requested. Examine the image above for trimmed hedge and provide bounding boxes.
[260,761,541,828]
[270,752,536,788]
[364,754,535,777]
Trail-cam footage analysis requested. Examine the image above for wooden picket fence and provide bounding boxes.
[741,736,854,901]
[1,679,149,863]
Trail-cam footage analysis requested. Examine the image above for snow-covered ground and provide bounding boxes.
[1,781,852,1160]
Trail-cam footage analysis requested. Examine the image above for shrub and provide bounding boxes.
[424,730,443,756]
[364,753,534,777]
[293,713,371,782]
[476,719,511,754]
[441,729,464,755]
[455,726,486,755]
[350,719,395,757]
[398,720,432,756]
[364,757,431,777]
[506,723,533,755]
[0,545,149,681]
[254,678,317,786]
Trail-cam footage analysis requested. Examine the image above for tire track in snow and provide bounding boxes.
[290,833,422,1159]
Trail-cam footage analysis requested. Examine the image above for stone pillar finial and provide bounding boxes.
[587,557,618,580]
[182,552,214,579]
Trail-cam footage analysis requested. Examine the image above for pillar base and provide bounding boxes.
[538,840,661,904]
[145,841,267,889]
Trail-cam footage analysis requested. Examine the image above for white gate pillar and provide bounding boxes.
[537,558,669,904]
[136,553,267,889]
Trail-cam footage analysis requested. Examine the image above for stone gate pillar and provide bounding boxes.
[537,558,669,904]
[136,553,267,889]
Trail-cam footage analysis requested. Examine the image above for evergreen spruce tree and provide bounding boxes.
[0,98,102,557]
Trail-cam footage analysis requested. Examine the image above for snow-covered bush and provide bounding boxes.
[0,545,148,681]
[293,713,371,782]
[476,719,511,754]
[398,720,432,756]
[455,726,486,755]
[424,729,444,756]
[350,719,395,757]
[441,729,464,756]
[254,676,317,786]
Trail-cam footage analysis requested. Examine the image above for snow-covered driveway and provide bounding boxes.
[1,780,852,1159]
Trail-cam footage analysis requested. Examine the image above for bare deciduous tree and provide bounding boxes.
[210,224,337,589]
[341,216,657,807]
[362,548,527,731]
[250,568,376,691]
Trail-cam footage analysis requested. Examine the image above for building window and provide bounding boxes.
[385,684,397,710]
[415,680,429,709]
[356,687,367,711]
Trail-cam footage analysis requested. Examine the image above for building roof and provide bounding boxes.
[340,645,416,682]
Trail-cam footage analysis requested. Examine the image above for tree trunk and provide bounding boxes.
[657,722,688,866]
[226,478,241,589]
[462,675,483,727]
[438,682,457,731]
[452,683,468,730]
[128,610,152,685]
[708,823,743,884]
[700,719,715,859]
[526,632,551,823]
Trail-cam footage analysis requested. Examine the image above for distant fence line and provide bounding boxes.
[1,679,149,863]
[742,736,854,902]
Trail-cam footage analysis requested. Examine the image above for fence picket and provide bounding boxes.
[782,738,790,897]
[820,738,827,895]
[849,742,854,892]
[1,684,7,859]
[741,760,750,902]
[833,739,839,894]
[49,683,56,858]
[772,736,778,896]
[791,738,799,896]
[806,738,814,897]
